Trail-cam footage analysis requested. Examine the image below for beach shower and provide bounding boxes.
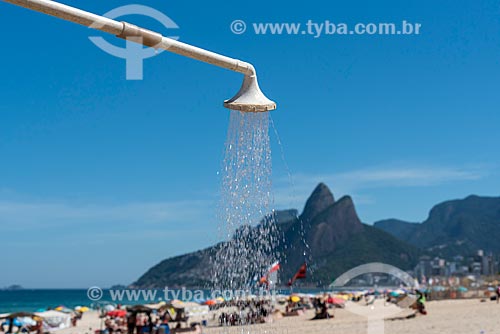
[2,0,276,112]
[4,0,280,296]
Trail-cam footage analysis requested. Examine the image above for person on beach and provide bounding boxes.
[104,317,115,334]
[71,315,77,327]
[136,313,147,334]
[35,320,43,334]
[312,297,331,320]
[496,285,500,304]
[416,290,427,315]
[127,314,136,334]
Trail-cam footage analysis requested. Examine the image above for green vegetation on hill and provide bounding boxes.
[133,183,420,288]
[374,195,500,257]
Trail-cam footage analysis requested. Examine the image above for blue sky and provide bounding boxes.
[1,0,500,288]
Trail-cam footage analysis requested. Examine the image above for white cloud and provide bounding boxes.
[273,165,489,210]
[334,166,484,185]
[0,165,489,233]
[0,199,213,231]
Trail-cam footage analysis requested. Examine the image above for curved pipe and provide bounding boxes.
[2,0,276,112]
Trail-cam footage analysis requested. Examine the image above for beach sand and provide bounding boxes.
[60,299,500,334]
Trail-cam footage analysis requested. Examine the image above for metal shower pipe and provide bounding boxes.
[2,0,276,112]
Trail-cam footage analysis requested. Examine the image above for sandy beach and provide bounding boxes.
[57,299,500,334]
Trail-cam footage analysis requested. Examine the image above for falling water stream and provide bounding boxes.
[269,116,313,275]
[213,110,279,292]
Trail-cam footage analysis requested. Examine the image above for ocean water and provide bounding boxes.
[0,290,92,313]
[0,289,173,313]
[0,289,327,313]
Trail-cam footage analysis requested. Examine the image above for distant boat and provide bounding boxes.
[3,285,23,291]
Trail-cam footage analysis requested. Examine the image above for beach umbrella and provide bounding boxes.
[171,300,185,308]
[55,306,70,312]
[58,307,74,314]
[2,318,22,327]
[332,298,346,305]
[327,297,345,305]
[126,305,152,313]
[205,300,216,306]
[106,310,127,317]
[0,312,38,320]
[290,296,300,303]
[181,302,201,308]
[19,317,37,326]
[79,307,90,312]
[0,312,39,334]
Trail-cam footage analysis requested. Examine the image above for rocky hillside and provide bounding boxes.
[277,184,419,285]
[374,195,500,257]
[373,219,419,241]
[132,183,420,288]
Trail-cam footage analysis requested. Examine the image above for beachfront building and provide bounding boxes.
[414,250,500,281]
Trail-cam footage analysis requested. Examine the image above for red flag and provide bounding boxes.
[288,263,307,286]
[268,261,280,274]
[260,261,281,287]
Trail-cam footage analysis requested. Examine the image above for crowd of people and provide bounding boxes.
[217,300,272,326]
[101,306,188,334]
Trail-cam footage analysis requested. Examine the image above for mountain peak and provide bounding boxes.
[375,194,500,256]
[301,183,335,221]
[133,183,420,288]
[316,195,363,235]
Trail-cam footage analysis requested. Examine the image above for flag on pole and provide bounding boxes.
[288,263,307,286]
[260,261,281,287]
[268,261,281,273]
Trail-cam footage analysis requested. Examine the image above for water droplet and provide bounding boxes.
[213,111,278,294]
